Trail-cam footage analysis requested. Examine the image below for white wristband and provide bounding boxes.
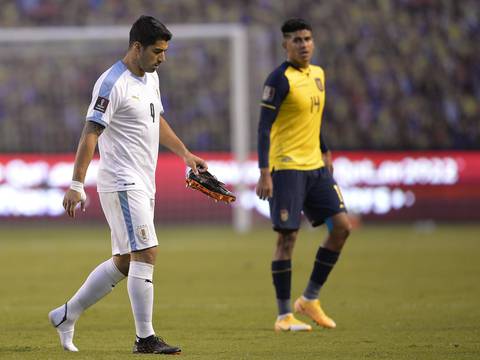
[70,181,87,201]
[70,180,83,192]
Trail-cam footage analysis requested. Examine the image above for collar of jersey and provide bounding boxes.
[285,61,311,75]
[119,60,147,83]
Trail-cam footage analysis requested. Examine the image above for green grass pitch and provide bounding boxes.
[0,223,479,359]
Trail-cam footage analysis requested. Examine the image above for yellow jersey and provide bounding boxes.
[258,61,327,171]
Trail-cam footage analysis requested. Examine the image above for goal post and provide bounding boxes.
[0,24,251,232]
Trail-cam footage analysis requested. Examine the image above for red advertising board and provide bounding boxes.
[0,151,479,223]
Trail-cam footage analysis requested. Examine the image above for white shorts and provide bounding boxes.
[99,190,158,255]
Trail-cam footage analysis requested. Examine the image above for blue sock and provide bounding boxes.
[303,247,339,300]
[271,260,292,315]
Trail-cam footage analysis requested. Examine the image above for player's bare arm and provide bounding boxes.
[63,121,104,218]
[256,168,273,200]
[159,115,207,174]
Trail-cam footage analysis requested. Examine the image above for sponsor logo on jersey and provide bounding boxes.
[93,96,110,113]
[315,78,324,91]
[262,85,276,102]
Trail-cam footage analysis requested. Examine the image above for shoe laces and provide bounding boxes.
[155,336,166,344]
[151,335,171,347]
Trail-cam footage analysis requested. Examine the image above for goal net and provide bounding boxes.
[0,25,252,231]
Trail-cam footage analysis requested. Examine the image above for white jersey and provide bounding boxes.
[86,60,163,197]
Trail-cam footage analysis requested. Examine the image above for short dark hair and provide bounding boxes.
[281,18,312,36]
[129,15,172,47]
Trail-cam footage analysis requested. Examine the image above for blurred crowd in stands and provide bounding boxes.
[0,0,479,151]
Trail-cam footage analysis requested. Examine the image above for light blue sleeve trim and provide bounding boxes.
[92,61,127,124]
[86,117,108,128]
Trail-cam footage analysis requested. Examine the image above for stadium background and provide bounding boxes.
[1,0,479,226]
[0,1,479,359]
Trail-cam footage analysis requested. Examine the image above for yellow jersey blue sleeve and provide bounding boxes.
[257,62,327,171]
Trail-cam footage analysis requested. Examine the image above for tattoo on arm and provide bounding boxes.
[85,121,105,136]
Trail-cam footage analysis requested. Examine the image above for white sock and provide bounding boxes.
[69,257,126,318]
[128,261,155,338]
[49,258,125,351]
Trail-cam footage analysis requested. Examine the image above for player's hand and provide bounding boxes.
[184,151,208,175]
[63,188,87,218]
[256,169,273,200]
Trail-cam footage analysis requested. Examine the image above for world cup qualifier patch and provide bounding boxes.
[93,96,110,113]
[262,85,276,102]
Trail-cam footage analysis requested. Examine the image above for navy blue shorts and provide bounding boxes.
[268,167,347,231]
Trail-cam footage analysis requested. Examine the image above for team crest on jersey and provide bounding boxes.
[93,96,109,113]
[262,85,276,102]
[136,225,150,244]
[315,78,324,91]
[280,209,289,222]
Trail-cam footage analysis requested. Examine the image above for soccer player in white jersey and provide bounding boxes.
[48,15,206,355]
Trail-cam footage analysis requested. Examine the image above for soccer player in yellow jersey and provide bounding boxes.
[256,18,352,332]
